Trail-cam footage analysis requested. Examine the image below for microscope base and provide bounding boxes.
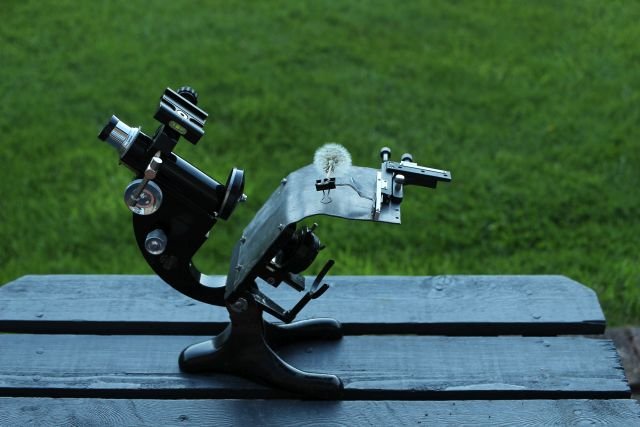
[178,295,343,399]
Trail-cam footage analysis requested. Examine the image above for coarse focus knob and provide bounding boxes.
[401,153,413,162]
[380,147,391,162]
[177,86,198,105]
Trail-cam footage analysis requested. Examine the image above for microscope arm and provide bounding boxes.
[132,189,228,307]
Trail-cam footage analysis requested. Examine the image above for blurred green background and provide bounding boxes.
[0,0,638,324]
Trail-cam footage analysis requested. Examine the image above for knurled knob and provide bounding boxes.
[177,86,198,105]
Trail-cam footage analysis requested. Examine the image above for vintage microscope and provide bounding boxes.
[97,87,451,398]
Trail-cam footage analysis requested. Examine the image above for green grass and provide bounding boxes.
[0,0,638,325]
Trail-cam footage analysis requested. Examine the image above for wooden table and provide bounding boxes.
[1,275,639,425]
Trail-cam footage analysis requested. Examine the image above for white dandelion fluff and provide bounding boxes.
[313,143,352,177]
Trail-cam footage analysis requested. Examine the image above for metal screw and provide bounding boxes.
[230,298,248,312]
[235,264,243,271]
[240,235,247,244]
[239,194,248,203]
[278,224,284,230]
[281,178,287,185]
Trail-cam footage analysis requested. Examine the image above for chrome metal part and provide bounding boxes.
[374,171,385,220]
[124,179,163,215]
[393,173,405,201]
[145,229,168,255]
[100,116,140,157]
[127,152,163,207]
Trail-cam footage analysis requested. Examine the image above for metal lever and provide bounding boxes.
[284,259,334,322]
[128,151,163,207]
[249,259,334,323]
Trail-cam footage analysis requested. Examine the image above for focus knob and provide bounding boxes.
[177,86,198,105]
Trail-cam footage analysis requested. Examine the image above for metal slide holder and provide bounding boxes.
[97,87,451,398]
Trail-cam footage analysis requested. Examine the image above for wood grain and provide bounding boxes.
[0,274,605,335]
[2,398,639,426]
[0,334,627,400]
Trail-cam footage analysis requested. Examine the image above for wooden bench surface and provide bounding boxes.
[1,274,638,425]
[2,398,640,426]
[0,274,605,335]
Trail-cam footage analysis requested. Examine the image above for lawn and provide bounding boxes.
[0,0,638,325]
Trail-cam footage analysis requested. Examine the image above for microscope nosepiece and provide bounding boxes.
[99,115,140,157]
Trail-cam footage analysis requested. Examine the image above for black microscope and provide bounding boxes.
[98,87,451,398]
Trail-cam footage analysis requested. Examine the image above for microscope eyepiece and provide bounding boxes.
[98,115,140,157]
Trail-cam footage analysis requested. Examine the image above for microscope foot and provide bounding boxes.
[264,318,342,347]
[178,296,343,398]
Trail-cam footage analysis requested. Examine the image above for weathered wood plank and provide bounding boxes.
[0,334,627,400]
[2,398,639,426]
[0,274,605,335]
